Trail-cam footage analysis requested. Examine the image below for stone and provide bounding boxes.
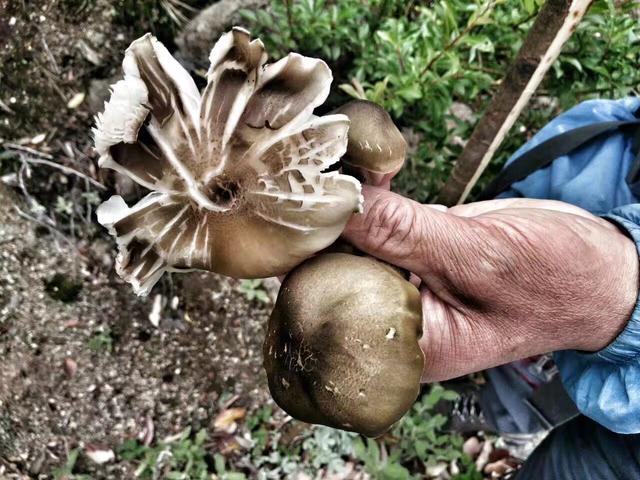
[175,0,268,67]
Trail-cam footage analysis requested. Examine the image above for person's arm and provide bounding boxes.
[342,186,640,432]
[553,203,640,433]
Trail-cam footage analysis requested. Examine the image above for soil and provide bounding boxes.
[0,181,276,478]
[0,1,279,477]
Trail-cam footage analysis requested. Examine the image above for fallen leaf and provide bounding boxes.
[31,133,46,144]
[214,407,246,433]
[67,92,85,109]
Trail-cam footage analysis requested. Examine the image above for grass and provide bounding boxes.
[113,385,481,479]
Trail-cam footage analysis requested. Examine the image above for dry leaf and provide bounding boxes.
[214,407,246,433]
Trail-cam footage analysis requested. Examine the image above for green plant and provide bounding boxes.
[119,427,221,479]
[242,0,640,202]
[239,279,270,303]
[88,329,113,353]
[214,454,248,480]
[52,448,91,480]
[354,384,482,479]
[240,0,391,64]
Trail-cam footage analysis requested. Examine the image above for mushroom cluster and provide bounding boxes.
[95,29,423,437]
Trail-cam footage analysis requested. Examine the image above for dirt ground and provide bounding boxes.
[0,1,282,477]
[0,181,278,478]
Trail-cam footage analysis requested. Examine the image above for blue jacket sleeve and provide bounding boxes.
[553,205,640,434]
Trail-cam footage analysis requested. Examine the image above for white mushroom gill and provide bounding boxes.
[94,28,363,296]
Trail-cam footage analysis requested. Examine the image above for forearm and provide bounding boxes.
[420,219,638,382]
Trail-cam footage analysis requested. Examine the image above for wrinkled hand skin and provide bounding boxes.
[343,186,640,382]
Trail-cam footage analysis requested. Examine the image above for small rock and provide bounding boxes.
[1,173,18,187]
[63,358,78,378]
[175,0,268,66]
[449,101,474,123]
[261,277,280,302]
[149,294,164,328]
[463,436,482,458]
[84,444,114,464]
[426,462,448,478]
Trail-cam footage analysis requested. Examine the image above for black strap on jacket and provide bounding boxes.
[477,118,640,201]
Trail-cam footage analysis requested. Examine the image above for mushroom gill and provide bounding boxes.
[94,28,362,295]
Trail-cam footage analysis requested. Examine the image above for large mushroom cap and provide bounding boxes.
[333,100,407,175]
[94,29,362,295]
[264,253,424,437]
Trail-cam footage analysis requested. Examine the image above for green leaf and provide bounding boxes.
[441,389,460,401]
[564,57,583,72]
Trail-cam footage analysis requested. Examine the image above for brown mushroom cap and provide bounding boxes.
[333,100,407,174]
[263,253,423,437]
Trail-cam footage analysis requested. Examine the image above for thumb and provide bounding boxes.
[342,186,456,277]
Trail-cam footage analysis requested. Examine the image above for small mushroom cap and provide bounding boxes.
[334,100,407,174]
[263,253,423,437]
[94,29,362,295]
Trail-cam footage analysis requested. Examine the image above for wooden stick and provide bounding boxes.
[436,0,592,206]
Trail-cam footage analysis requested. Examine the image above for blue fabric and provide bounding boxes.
[498,97,640,434]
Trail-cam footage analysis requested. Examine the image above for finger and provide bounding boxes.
[342,185,465,277]
[344,162,403,190]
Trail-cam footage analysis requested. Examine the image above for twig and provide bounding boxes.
[13,205,78,255]
[436,0,593,205]
[0,99,14,115]
[41,37,60,75]
[17,162,48,222]
[4,143,53,159]
[23,156,106,191]
[395,45,406,73]
[4,144,106,190]
[420,0,496,79]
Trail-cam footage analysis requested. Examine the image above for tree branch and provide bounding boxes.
[436,0,593,206]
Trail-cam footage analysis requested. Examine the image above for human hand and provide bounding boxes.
[343,186,639,382]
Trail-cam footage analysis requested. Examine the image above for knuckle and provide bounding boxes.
[363,195,420,254]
